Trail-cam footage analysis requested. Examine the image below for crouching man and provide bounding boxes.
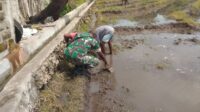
[64,32,110,76]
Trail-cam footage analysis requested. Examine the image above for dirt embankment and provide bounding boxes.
[115,23,199,35]
[33,41,88,112]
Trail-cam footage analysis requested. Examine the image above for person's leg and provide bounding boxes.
[74,55,99,78]
[100,42,106,54]
[80,55,100,68]
[108,41,112,54]
[70,58,88,77]
[102,33,113,54]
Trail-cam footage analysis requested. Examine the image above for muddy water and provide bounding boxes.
[153,14,176,25]
[112,14,177,28]
[88,32,200,112]
[113,19,138,27]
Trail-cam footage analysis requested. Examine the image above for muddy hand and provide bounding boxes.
[105,64,114,73]
[107,67,114,73]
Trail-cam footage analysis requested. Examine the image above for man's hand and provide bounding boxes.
[97,51,108,67]
[105,64,114,73]
[98,51,114,73]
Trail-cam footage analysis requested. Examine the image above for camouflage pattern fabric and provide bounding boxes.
[64,32,101,67]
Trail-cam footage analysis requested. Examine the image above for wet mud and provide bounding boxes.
[114,23,199,35]
[86,31,200,112]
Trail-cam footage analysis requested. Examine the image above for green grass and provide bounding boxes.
[37,72,87,112]
[97,5,124,13]
[60,0,86,17]
[78,21,90,32]
[60,4,73,17]
[169,11,198,25]
[192,0,200,9]
[190,0,200,16]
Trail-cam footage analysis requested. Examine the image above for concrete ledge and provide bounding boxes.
[20,1,90,59]
[0,49,8,60]
[0,0,95,112]
[0,11,4,21]
[0,59,11,86]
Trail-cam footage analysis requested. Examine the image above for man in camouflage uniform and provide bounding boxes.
[64,32,109,69]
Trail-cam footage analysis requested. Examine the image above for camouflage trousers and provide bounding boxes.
[68,55,100,67]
